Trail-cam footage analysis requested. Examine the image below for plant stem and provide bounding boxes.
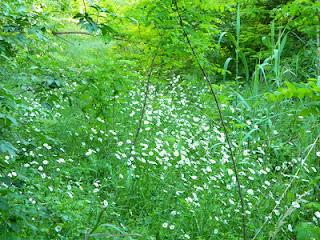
[132,54,157,146]
[317,0,320,76]
[173,1,247,239]
[252,134,320,240]
[82,0,87,14]
[236,2,241,80]
[84,208,106,240]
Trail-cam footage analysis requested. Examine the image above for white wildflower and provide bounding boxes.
[292,201,300,209]
[170,210,177,216]
[85,149,95,156]
[102,200,108,208]
[162,222,168,228]
[57,158,65,164]
[247,189,254,195]
[54,226,62,232]
[184,234,191,239]
[243,150,250,156]
[43,143,52,150]
[193,117,200,122]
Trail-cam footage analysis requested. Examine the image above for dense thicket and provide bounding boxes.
[1,0,320,239]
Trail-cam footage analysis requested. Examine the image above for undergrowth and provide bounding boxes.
[1,1,320,240]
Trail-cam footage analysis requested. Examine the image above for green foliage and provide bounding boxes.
[275,0,320,38]
[0,0,319,239]
[0,141,17,156]
[296,222,320,240]
[267,78,320,115]
[0,1,47,59]
[0,87,19,156]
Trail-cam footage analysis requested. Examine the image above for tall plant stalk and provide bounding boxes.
[236,2,241,80]
[132,54,157,146]
[317,0,320,76]
[173,1,247,239]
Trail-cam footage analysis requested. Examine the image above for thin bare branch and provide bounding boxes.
[52,31,93,36]
[172,1,247,239]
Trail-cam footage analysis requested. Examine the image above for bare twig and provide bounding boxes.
[52,31,93,36]
[132,54,157,146]
[172,1,247,239]
[82,0,87,14]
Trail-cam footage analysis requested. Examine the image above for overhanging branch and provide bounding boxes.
[52,31,93,36]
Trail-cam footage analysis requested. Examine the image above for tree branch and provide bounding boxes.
[52,31,93,36]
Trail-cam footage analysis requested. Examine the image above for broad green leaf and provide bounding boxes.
[296,222,320,240]
[0,140,17,156]
[0,197,9,211]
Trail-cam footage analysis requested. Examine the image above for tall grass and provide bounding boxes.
[235,2,241,80]
[220,3,249,82]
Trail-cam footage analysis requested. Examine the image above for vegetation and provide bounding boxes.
[1,0,320,239]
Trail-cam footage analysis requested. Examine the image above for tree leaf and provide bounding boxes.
[296,222,320,240]
[0,140,17,156]
[0,197,9,211]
